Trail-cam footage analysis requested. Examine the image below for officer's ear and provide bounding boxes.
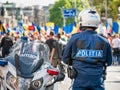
[79,23,86,31]
[79,23,82,30]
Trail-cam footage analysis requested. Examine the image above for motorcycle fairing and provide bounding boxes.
[14,54,44,78]
[5,39,50,78]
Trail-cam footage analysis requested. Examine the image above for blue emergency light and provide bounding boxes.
[21,36,28,43]
[0,60,8,66]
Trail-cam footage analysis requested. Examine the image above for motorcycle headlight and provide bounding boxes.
[29,78,43,90]
[6,71,19,89]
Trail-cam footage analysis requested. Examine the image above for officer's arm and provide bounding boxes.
[106,43,112,66]
[62,38,73,65]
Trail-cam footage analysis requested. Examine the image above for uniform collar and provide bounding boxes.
[84,30,97,34]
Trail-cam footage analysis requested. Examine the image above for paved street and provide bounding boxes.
[58,66,120,90]
[105,66,120,90]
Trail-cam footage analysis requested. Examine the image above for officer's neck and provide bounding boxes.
[86,28,94,31]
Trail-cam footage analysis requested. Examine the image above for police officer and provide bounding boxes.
[62,9,112,90]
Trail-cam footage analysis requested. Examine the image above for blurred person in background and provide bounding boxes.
[112,34,120,65]
[107,33,113,47]
[0,33,13,58]
[45,31,56,64]
[54,33,65,72]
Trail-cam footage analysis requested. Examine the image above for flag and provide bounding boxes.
[33,30,39,36]
[112,22,119,34]
[71,22,78,34]
[63,24,73,34]
[54,24,59,35]
[13,27,19,34]
[73,21,76,27]
[0,24,6,34]
[28,25,34,31]
[46,22,54,28]
[118,21,120,34]
[99,23,104,34]
[19,27,25,35]
[32,22,38,31]
[18,21,23,27]
[23,24,29,31]
[58,28,63,34]
[106,18,112,34]
[36,25,41,34]
[40,28,46,35]
[71,26,78,34]
[46,22,54,31]
[6,28,12,33]
[13,27,24,35]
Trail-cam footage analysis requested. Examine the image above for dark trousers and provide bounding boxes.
[113,48,120,65]
[52,58,65,72]
[73,73,104,90]
[52,58,60,68]
[2,49,9,58]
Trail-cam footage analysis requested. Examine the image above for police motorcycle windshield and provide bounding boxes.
[8,37,50,63]
[5,37,50,78]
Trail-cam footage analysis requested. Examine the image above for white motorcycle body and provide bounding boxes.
[0,61,17,90]
[0,37,65,90]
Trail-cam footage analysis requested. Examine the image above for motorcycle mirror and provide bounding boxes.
[46,72,65,87]
[54,72,65,82]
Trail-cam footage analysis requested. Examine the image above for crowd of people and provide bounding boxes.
[0,26,119,90]
[0,28,119,66]
[0,27,118,62]
[107,33,120,65]
[0,30,69,72]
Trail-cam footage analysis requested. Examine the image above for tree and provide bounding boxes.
[49,0,120,27]
[49,0,90,27]
[108,0,120,20]
[89,0,120,21]
[49,0,66,27]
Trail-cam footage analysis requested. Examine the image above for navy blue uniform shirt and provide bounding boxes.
[62,30,112,76]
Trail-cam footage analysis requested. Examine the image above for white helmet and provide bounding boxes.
[78,9,100,28]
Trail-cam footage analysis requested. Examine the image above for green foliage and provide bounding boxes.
[90,0,120,21]
[108,0,120,20]
[49,0,120,27]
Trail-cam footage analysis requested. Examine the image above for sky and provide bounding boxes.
[0,0,57,7]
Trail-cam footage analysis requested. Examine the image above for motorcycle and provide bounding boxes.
[0,37,65,90]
